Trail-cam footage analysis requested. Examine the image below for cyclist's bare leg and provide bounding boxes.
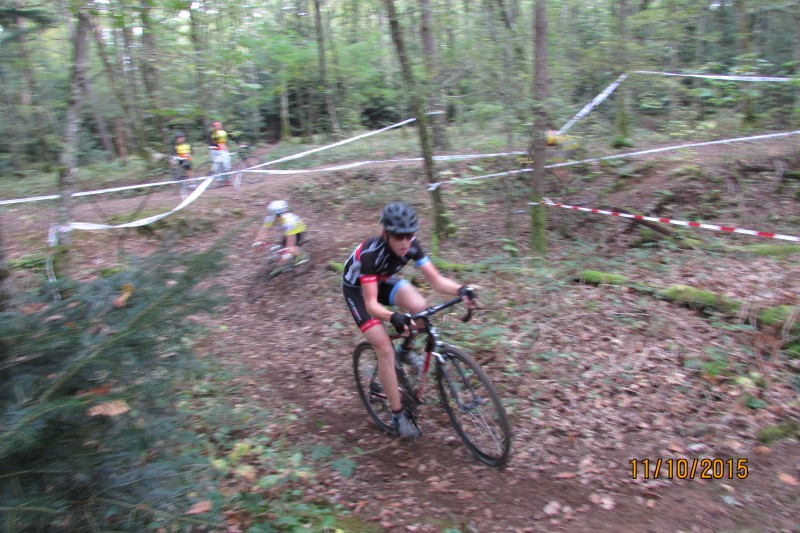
[391,283,429,329]
[362,325,403,412]
[279,234,299,264]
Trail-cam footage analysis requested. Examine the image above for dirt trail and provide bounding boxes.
[3,149,799,532]
[206,168,798,532]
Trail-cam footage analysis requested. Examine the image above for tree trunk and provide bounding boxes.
[0,217,10,309]
[13,1,56,167]
[735,0,756,125]
[482,0,518,254]
[529,0,548,259]
[14,2,36,107]
[83,78,115,159]
[794,1,800,124]
[57,9,91,274]
[120,25,142,121]
[189,5,212,132]
[383,0,449,241]
[138,0,166,151]
[314,0,340,135]
[280,84,291,140]
[91,17,139,159]
[419,0,449,149]
[114,117,128,162]
[614,0,631,144]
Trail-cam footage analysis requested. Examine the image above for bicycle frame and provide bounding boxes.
[391,296,472,402]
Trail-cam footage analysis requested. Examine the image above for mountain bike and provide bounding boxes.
[234,143,266,186]
[246,243,311,303]
[353,297,511,466]
[198,143,262,188]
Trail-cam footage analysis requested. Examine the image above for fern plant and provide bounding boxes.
[0,246,226,531]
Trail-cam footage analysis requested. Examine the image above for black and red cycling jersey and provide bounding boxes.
[342,235,430,288]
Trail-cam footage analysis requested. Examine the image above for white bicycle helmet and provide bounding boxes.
[268,200,289,215]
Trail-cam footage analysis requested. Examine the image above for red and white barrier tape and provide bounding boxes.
[530,198,800,243]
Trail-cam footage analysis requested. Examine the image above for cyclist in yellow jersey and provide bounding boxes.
[172,131,193,178]
[209,120,232,185]
[252,200,307,264]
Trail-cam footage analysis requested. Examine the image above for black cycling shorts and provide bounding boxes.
[343,276,410,333]
[282,232,304,247]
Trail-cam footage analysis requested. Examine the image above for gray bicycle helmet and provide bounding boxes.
[380,202,419,233]
[268,199,289,215]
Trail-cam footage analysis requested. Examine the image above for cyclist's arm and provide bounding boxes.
[253,226,270,244]
[362,280,394,322]
[418,262,462,296]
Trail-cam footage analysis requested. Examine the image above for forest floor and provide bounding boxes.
[3,138,800,532]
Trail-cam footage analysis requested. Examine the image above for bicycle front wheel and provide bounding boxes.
[436,346,511,466]
[246,259,280,303]
[238,156,263,185]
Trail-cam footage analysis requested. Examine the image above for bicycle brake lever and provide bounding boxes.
[461,302,481,323]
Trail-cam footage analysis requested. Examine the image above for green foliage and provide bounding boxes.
[756,421,800,444]
[659,284,741,314]
[7,253,46,271]
[0,247,227,530]
[579,270,628,286]
[612,136,635,149]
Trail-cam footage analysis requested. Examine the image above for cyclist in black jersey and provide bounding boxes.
[343,202,477,439]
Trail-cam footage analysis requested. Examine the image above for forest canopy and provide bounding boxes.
[1,0,798,174]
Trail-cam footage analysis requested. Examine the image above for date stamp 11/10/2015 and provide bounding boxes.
[630,458,749,480]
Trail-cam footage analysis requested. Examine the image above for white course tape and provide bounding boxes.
[633,70,793,83]
[241,152,527,176]
[55,175,215,232]
[530,198,800,243]
[558,73,629,135]
[245,118,417,172]
[558,70,793,135]
[429,130,800,190]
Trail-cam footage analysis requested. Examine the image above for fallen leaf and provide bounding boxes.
[113,284,134,308]
[543,500,561,516]
[20,303,47,314]
[777,473,798,486]
[600,495,616,510]
[554,472,577,479]
[185,500,213,515]
[666,442,684,454]
[77,385,112,397]
[87,400,130,417]
[234,464,257,483]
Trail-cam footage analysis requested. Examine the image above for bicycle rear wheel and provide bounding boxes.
[246,259,280,303]
[436,346,511,466]
[353,342,394,434]
[199,161,230,188]
[238,156,263,185]
[353,342,419,435]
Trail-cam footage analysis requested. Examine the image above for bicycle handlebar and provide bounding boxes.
[409,296,475,323]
